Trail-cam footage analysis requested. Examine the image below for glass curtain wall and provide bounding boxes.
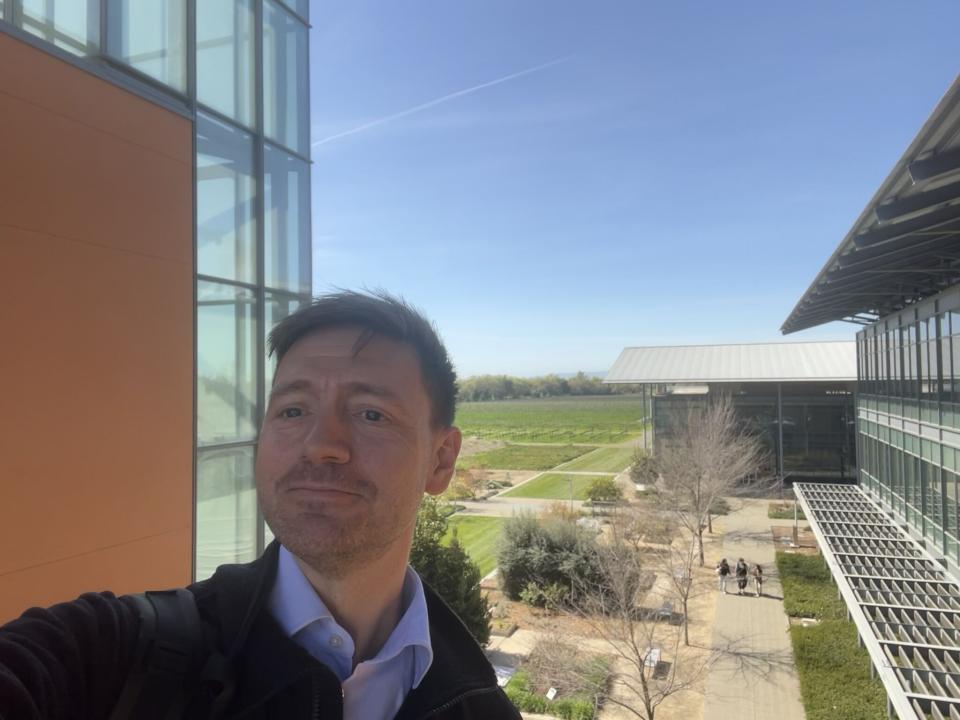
[195,0,310,580]
[1,0,311,580]
[857,291,960,564]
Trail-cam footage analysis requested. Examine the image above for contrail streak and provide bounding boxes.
[311,55,571,148]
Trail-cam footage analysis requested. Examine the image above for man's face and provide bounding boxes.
[255,326,460,577]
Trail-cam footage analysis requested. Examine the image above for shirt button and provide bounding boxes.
[329,634,343,648]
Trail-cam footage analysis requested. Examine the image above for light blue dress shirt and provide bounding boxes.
[268,545,434,720]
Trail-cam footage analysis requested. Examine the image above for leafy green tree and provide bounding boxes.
[497,514,606,605]
[585,476,623,503]
[409,497,491,645]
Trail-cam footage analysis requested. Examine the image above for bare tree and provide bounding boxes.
[563,533,712,720]
[654,395,770,566]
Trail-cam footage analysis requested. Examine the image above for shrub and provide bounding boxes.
[497,514,606,604]
[410,497,491,644]
[709,497,731,515]
[630,453,659,485]
[585,477,623,503]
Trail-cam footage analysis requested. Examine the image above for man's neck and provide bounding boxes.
[292,546,410,669]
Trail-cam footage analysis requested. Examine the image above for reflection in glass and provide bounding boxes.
[197,281,257,446]
[264,145,310,293]
[197,0,254,126]
[277,0,308,20]
[20,0,99,55]
[197,114,257,283]
[107,0,187,91]
[195,446,257,580]
[265,292,304,400]
[263,1,309,153]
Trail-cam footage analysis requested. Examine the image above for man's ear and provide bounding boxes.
[425,427,462,496]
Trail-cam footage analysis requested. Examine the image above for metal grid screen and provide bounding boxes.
[794,482,960,720]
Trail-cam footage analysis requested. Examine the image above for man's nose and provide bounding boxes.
[302,409,351,464]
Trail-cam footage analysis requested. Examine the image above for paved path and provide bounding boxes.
[455,496,586,518]
[703,499,806,720]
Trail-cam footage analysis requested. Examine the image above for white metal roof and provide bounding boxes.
[604,341,856,383]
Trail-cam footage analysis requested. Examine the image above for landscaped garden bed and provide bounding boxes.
[776,552,886,720]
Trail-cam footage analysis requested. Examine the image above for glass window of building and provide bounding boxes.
[195,446,257,580]
[263,0,308,154]
[277,0,308,20]
[19,0,99,55]
[264,292,303,397]
[107,0,187,92]
[197,113,257,284]
[197,281,258,446]
[196,0,255,126]
[264,144,310,293]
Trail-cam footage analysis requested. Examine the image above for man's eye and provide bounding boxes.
[362,409,383,422]
[280,408,303,419]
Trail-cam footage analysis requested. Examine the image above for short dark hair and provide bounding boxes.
[267,290,458,427]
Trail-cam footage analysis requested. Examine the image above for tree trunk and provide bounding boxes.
[697,528,705,566]
[682,597,690,646]
[707,511,713,533]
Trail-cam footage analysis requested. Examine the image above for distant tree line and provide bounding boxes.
[458,372,642,402]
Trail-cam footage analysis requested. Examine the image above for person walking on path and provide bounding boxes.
[752,564,764,597]
[735,558,749,595]
[717,558,731,593]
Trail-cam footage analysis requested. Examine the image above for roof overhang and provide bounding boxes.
[783,76,960,334]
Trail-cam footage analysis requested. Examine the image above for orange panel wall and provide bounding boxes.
[0,34,194,622]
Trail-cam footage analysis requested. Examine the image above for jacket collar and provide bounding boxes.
[192,541,500,718]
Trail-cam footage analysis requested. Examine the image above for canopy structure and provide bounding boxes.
[604,341,856,384]
[795,483,960,720]
[783,76,960,334]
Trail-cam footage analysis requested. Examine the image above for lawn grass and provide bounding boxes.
[554,446,636,473]
[444,516,505,576]
[460,443,595,470]
[501,473,604,501]
[456,395,647,444]
[776,552,887,720]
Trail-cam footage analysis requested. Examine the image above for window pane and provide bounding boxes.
[264,145,310,293]
[277,0,308,20]
[197,281,258,445]
[196,445,257,580]
[264,292,304,400]
[20,0,99,55]
[197,114,257,283]
[263,1,309,154]
[107,0,187,91]
[196,0,254,126]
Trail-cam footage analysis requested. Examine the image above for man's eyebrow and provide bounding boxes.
[268,380,402,402]
[346,382,402,402]
[269,379,313,400]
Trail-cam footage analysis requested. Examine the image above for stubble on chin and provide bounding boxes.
[259,462,397,579]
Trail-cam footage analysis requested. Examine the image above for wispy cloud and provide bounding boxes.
[311,55,572,148]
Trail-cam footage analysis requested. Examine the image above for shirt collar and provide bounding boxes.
[268,545,434,687]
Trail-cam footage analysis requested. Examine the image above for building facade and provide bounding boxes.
[784,76,960,717]
[0,0,311,621]
[604,342,857,483]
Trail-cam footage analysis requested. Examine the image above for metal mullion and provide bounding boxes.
[254,0,266,558]
[186,0,195,102]
[273,0,309,28]
[197,273,259,292]
[199,439,258,453]
[263,135,311,164]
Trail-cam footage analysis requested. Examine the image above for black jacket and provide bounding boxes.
[0,543,520,719]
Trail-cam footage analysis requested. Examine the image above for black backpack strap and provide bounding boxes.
[109,589,222,720]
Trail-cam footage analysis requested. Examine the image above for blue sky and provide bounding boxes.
[308,1,959,378]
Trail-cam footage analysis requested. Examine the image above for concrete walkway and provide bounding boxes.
[703,499,806,720]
